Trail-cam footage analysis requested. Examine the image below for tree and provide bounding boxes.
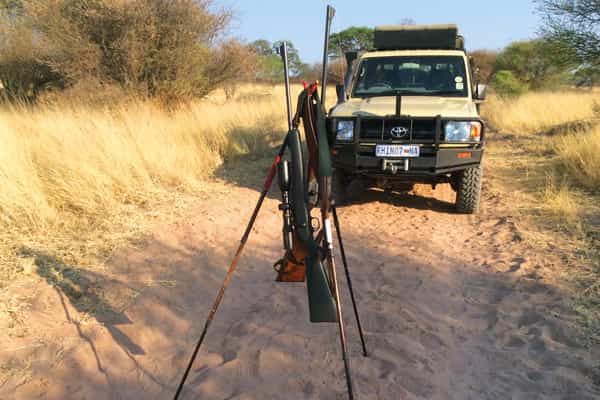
[272,40,306,75]
[494,39,570,89]
[301,59,345,84]
[537,0,600,66]
[0,0,249,103]
[469,50,498,83]
[251,39,273,56]
[250,40,280,82]
[573,65,600,88]
[329,26,374,56]
[207,40,257,99]
[250,39,306,82]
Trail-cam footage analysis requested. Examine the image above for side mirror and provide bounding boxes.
[336,84,346,104]
[475,83,487,100]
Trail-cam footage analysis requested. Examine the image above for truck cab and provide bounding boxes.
[328,25,487,213]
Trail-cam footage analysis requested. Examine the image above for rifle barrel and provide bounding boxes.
[279,42,293,131]
[320,5,335,108]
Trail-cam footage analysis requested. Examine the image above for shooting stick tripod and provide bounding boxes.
[172,138,368,400]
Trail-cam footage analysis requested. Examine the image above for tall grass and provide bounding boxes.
[483,90,599,134]
[482,90,600,194]
[483,90,600,343]
[0,84,294,285]
[553,125,600,191]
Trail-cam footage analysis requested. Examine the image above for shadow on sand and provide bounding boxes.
[215,144,457,214]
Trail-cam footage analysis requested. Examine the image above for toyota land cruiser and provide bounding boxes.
[328,24,487,213]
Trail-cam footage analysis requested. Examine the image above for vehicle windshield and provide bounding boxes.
[352,55,469,98]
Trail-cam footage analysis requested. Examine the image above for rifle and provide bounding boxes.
[173,7,367,400]
[274,42,338,323]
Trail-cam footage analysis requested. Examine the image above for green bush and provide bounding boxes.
[490,70,529,98]
[494,39,571,90]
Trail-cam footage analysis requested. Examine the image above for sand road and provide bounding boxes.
[1,180,599,399]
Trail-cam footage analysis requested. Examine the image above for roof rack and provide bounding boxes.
[374,24,464,51]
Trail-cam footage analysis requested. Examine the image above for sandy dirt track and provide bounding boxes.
[1,178,599,399]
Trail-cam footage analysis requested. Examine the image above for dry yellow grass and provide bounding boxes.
[483,90,599,342]
[542,182,583,229]
[482,90,599,202]
[553,124,600,191]
[0,83,304,286]
[1,85,595,288]
[0,86,286,228]
[482,90,599,134]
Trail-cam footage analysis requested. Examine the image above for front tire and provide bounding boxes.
[454,165,483,214]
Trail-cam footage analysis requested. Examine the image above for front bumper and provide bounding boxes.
[329,115,485,178]
[333,144,483,177]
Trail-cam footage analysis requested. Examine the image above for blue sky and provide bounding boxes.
[219,0,541,62]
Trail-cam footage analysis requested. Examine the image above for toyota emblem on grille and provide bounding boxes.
[390,126,409,138]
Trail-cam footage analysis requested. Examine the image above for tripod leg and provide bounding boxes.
[173,241,250,400]
[332,205,368,357]
[174,148,285,400]
[328,254,355,399]
[323,219,355,400]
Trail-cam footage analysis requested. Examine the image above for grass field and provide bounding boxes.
[0,84,294,287]
[481,90,600,342]
[483,90,599,135]
[482,90,600,226]
[1,86,598,340]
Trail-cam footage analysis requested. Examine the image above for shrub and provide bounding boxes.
[553,125,600,191]
[490,70,528,98]
[470,50,498,83]
[494,39,571,90]
[0,0,254,103]
[0,14,63,101]
[0,60,63,102]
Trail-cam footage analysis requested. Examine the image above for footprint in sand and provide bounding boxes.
[222,349,237,363]
[505,335,527,348]
[302,381,315,396]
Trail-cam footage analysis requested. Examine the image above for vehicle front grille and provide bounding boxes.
[358,117,438,142]
[359,119,384,140]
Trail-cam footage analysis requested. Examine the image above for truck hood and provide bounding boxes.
[330,96,479,119]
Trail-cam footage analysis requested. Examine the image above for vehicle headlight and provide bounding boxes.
[336,120,354,141]
[445,121,482,142]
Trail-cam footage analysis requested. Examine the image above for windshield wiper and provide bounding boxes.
[428,90,462,96]
[355,89,423,98]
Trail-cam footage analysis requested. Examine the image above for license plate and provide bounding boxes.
[375,144,420,158]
